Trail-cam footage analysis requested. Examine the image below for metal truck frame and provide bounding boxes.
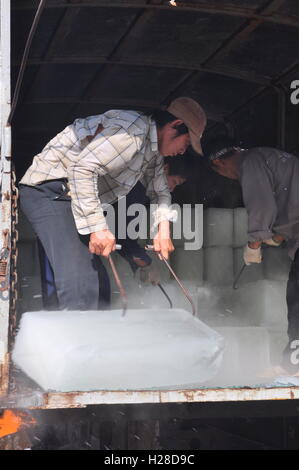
[1,0,299,410]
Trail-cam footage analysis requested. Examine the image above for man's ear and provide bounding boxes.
[171,119,184,129]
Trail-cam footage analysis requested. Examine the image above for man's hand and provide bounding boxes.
[263,234,284,247]
[243,242,262,266]
[89,229,116,257]
[153,220,174,260]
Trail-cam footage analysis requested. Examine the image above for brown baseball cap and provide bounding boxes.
[167,97,207,155]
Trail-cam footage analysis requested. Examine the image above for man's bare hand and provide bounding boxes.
[89,229,116,257]
[153,220,174,260]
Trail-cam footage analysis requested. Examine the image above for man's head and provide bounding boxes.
[163,154,197,192]
[153,97,207,157]
[204,136,244,180]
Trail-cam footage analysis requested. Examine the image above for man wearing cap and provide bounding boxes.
[19,97,206,310]
[205,137,299,376]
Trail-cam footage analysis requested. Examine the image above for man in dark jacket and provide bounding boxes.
[206,137,299,376]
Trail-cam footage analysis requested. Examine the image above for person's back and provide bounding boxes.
[239,147,299,258]
[20,109,152,191]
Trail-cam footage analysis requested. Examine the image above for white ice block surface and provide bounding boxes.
[13,309,224,392]
[231,280,288,328]
[233,208,248,247]
[172,206,203,248]
[170,248,203,284]
[212,326,271,382]
[204,247,234,285]
[203,208,233,247]
[267,328,288,365]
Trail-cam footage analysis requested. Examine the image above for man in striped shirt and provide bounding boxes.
[19,97,206,310]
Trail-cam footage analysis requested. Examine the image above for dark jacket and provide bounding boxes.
[238,147,299,259]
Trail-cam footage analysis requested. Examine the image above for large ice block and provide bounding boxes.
[232,208,248,248]
[172,206,203,249]
[267,328,288,365]
[204,247,234,285]
[211,326,271,384]
[13,309,224,392]
[231,280,288,328]
[170,248,203,284]
[203,208,233,247]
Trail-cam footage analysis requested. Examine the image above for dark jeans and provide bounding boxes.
[19,180,110,310]
[282,248,299,373]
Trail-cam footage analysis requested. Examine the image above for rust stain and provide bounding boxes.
[182,390,198,401]
[290,390,295,399]
[0,410,36,439]
[0,353,10,396]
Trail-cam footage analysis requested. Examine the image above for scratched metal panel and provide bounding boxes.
[212,22,299,79]
[120,10,244,65]
[230,90,279,148]
[172,71,260,118]
[25,64,103,100]
[13,103,75,133]
[11,7,65,61]
[86,64,188,103]
[277,0,299,17]
[51,7,140,58]
[285,98,299,152]
[182,0,267,7]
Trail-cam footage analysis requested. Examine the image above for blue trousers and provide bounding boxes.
[19,180,151,310]
[19,180,111,310]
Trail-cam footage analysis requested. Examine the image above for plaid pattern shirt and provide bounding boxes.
[20,110,172,234]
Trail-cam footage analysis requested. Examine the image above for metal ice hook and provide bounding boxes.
[145,245,196,316]
[108,244,128,316]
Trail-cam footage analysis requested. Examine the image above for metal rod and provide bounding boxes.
[160,254,196,316]
[145,245,196,316]
[233,263,246,290]
[157,282,173,309]
[8,0,47,125]
[108,254,128,317]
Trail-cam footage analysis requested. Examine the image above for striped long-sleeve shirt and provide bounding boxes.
[20,109,172,234]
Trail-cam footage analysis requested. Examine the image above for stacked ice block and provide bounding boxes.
[171,207,290,371]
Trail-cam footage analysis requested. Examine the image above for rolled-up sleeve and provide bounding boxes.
[240,154,277,241]
[67,126,139,234]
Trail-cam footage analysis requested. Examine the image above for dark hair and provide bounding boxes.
[203,135,241,166]
[164,154,198,180]
[145,108,189,135]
